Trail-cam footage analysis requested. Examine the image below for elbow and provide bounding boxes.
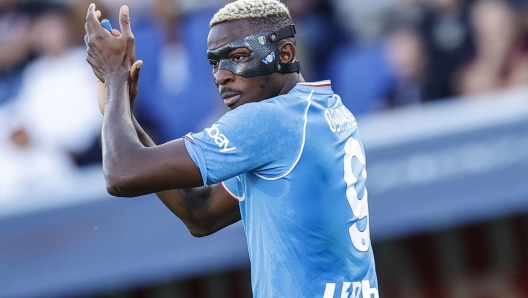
[106,182,125,197]
[184,219,217,238]
[105,178,127,197]
[188,227,211,238]
[103,156,152,197]
[103,151,146,197]
[104,162,127,197]
[104,170,134,197]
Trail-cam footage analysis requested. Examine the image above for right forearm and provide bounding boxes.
[132,115,156,147]
[156,187,216,236]
[157,185,241,237]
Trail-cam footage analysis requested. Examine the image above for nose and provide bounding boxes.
[214,68,235,86]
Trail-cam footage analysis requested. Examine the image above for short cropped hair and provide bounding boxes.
[210,0,293,35]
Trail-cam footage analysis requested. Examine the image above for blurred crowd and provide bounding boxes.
[1,0,528,202]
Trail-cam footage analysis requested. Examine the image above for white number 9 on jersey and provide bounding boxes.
[343,136,371,252]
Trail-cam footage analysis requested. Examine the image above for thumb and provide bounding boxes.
[130,60,143,81]
[129,60,142,106]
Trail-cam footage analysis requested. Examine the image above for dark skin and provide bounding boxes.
[84,4,304,236]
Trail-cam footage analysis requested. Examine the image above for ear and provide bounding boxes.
[278,42,296,63]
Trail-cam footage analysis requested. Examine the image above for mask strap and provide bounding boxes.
[267,24,297,42]
[276,60,301,73]
[267,25,301,74]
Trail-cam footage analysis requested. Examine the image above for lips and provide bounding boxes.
[220,89,241,107]
[223,94,240,106]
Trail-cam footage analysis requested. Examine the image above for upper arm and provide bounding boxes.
[105,137,204,196]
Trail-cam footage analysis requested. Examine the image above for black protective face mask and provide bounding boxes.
[207,24,301,78]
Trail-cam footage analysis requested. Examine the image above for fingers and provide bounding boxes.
[111,29,121,37]
[130,60,143,80]
[86,3,95,20]
[119,5,133,37]
[85,3,97,26]
[85,3,105,35]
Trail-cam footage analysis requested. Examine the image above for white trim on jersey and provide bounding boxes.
[297,80,331,87]
[220,180,245,201]
[253,90,315,181]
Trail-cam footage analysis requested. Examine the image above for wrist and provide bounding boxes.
[104,68,130,87]
[104,71,132,114]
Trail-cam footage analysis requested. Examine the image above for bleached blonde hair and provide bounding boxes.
[210,0,293,33]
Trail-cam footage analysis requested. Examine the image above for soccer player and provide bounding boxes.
[84,0,379,297]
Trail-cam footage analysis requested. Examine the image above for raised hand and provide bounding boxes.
[85,3,136,83]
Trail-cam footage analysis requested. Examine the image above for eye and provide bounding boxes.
[229,48,250,63]
[232,54,244,62]
[209,60,218,68]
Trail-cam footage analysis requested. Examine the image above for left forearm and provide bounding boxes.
[102,74,144,195]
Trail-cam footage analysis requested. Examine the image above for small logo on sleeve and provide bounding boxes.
[205,124,236,153]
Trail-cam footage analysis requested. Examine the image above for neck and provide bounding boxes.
[278,73,305,96]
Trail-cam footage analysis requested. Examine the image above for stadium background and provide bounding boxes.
[1,0,528,297]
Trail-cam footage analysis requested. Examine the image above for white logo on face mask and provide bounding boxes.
[205,124,237,152]
[262,51,276,65]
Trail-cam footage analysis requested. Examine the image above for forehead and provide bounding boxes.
[207,19,257,50]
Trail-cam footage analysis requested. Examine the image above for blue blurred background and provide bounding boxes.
[1,0,528,297]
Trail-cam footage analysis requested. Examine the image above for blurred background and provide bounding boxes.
[0,0,527,297]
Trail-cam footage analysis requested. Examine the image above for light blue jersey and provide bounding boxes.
[184,81,378,298]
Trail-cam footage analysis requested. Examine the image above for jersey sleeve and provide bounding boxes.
[220,177,245,201]
[183,101,303,186]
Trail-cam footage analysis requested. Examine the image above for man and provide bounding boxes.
[84,0,378,297]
